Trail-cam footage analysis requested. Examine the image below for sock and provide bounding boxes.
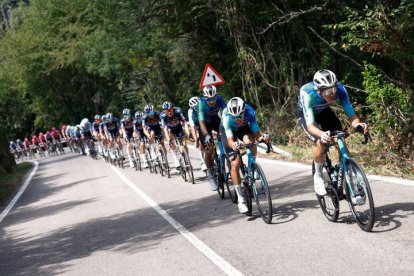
[314,161,323,177]
[235,185,244,203]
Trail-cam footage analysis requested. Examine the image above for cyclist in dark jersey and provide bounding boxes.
[297,69,368,196]
[133,111,148,167]
[121,108,135,168]
[160,101,189,168]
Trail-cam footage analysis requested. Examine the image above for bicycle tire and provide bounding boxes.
[344,159,375,232]
[313,161,340,222]
[136,149,142,171]
[214,150,225,199]
[242,178,253,216]
[251,163,273,224]
[182,149,194,184]
[221,155,237,203]
[159,146,170,178]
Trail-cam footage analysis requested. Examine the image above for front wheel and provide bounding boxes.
[182,149,194,184]
[251,163,272,224]
[344,159,375,232]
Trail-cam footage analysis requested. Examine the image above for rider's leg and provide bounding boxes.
[169,133,180,168]
[313,140,327,195]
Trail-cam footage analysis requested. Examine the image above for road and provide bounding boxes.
[1,148,413,275]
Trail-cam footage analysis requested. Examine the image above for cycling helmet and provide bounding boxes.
[313,69,337,89]
[189,97,199,108]
[203,85,217,98]
[135,111,142,118]
[16,139,21,143]
[101,115,106,121]
[106,113,113,121]
[227,97,246,116]
[94,114,101,120]
[162,101,173,110]
[122,108,131,117]
[80,118,89,128]
[9,141,13,144]
[144,105,154,113]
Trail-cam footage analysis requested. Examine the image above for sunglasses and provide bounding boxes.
[321,87,337,96]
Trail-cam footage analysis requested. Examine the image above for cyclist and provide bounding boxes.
[121,108,136,168]
[142,104,167,163]
[104,113,123,159]
[220,97,270,213]
[80,118,95,155]
[92,115,103,154]
[133,111,148,168]
[51,127,63,152]
[16,139,26,158]
[99,115,108,157]
[61,124,72,152]
[198,85,227,190]
[31,135,42,155]
[188,97,207,171]
[45,131,54,152]
[39,132,48,151]
[160,101,189,169]
[297,69,368,198]
[23,137,32,158]
[9,141,19,160]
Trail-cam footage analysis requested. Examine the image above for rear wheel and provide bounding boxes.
[251,163,273,224]
[242,177,253,216]
[214,151,225,199]
[182,149,194,184]
[222,155,237,203]
[159,146,170,178]
[344,159,375,232]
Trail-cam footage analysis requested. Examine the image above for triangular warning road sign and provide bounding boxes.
[199,64,225,88]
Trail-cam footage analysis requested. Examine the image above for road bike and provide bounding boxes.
[173,135,194,184]
[312,127,375,232]
[148,136,170,177]
[234,141,273,224]
[131,139,142,171]
[212,135,236,203]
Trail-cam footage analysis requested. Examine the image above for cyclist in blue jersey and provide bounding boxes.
[121,108,136,168]
[160,101,189,169]
[133,111,148,168]
[188,97,206,171]
[80,118,94,155]
[104,113,123,158]
[142,104,166,154]
[220,97,270,213]
[297,69,369,196]
[199,85,227,190]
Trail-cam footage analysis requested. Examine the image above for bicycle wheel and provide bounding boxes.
[312,161,340,222]
[221,155,237,203]
[135,149,142,171]
[241,178,253,216]
[214,151,225,199]
[182,149,194,184]
[159,146,170,178]
[251,163,273,223]
[344,159,375,232]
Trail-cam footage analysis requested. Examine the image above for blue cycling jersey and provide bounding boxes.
[222,104,260,138]
[198,95,226,123]
[133,117,144,131]
[104,117,121,132]
[160,107,186,129]
[121,118,134,132]
[298,81,355,125]
[142,111,161,128]
[188,108,199,127]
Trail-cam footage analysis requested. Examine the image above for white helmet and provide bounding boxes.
[202,85,217,98]
[80,118,89,128]
[313,69,337,89]
[189,97,199,108]
[227,97,245,116]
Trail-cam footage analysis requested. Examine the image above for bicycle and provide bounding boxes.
[148,136,170,177]
[84,137,97,160]
[131,138,142,171]
[174,136,194,184]
[234,141,273,224]
[312,127,375,232]
[212,135,236,203]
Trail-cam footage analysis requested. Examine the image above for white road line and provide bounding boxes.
[109,165,244,276]
[0,161,39,224]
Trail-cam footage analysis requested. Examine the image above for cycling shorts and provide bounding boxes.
[297,107,342,143]
[125,130,134,143]
[219,123,253,157]
[199,116,221,145]
[168,125,185,139]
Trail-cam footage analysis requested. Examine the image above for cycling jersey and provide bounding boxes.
[298,81,355,125]
[121,118,134,133]
[9,143,17,151]
[142,111,161,129]
[23,140,30,148]
[32,137,39,145]
[45,133,53,142]
[92,122,101,132]
[198,95,226,123]
[222,104,260,138]
[104,118,121,132]
[160,107,186,129]
[188,108,199,127]
[52,130,60,140]
[133,117,144,131]
[39,134,46,142]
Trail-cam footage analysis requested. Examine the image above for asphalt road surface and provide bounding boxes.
[1,147,413,275]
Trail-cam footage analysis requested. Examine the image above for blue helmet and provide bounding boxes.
[135,111,142,118]
[144,105,154,114]
[105,113,113,121]
[162,101,173,110]
[122,108,131,117]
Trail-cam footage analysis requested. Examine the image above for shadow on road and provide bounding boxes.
[372,202,414,232]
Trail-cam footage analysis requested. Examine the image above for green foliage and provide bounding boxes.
[363,64,413,158]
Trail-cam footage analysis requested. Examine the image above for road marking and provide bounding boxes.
[0,161,39,224]
[109,165,244,276]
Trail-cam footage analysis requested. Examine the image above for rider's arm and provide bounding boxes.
[198,101,209,137]
[301,91,325,138]
[223,113,236,148]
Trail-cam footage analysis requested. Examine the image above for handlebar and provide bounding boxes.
[355,125,372,145]
[231,141,272,161]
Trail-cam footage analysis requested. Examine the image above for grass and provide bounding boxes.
[266,134,414,180]
[0,162,34,206]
